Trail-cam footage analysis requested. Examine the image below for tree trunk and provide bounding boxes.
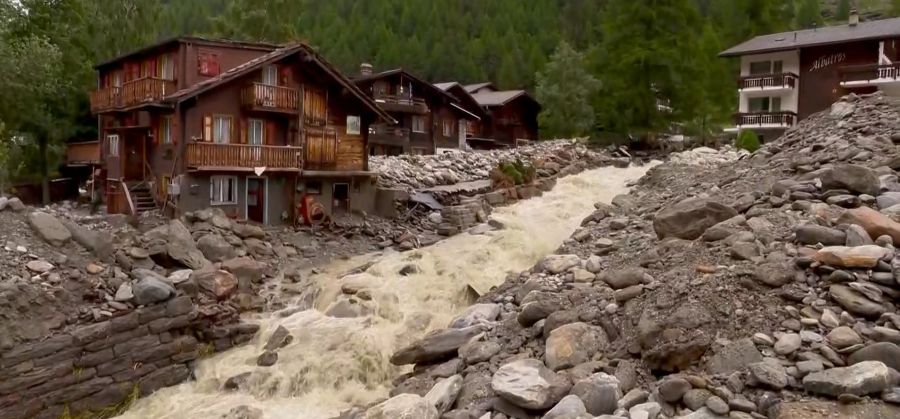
[39,137,49,205]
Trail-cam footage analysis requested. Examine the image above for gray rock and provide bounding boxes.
[232,223,265,239]
[827,326,862,349]
[25,260,53,273]
[796,360,825,376]
[753,260,797,287]
[820,164,881,196]
[132,277,175,305]
[491,358,570,410]
[197,234,237,262]
[6,197,25,211]
[449,304,501,329]
[802,361,893,396]
[264,325,293,351]
[601,267,652,290]
[830,284,888,318]
[658,377,691,402]
[543,394,588,419]
[390,326,483,365]
[27,211,71,246]
[706,338,763,375]
[459,341,501,364]
[748,360,788,390]
[683,389,713,410]
[653,197,738,240]
[705,396,729,415]
[795,224,846,246]
[846,224,875,247]
[618,388,649,410]
[629,402,661,419]
[877,192,900,209]
[425,374,462,414]
[847,342,900,371]
[256,350,277,367]
[540,254,582,274]
[62,219,114,259]
[570,372,621,415]
[730,242,760,261]
[545,322,607,371]
[518,291,562,327]
[774,333,801,355]
[677,407,726,419]
[364,393,439,419]
[114,283,133,302]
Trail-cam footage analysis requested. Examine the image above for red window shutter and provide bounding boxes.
[210,55,220,76]
[198,53,209,75]
[266,121,277,145]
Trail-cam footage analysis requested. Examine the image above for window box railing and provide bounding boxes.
[734,111,797,127]
[186,143,302,170]
[839,63,900,84]
[738,72,798,90]
[241,83,300,113]
[65,141,101,165]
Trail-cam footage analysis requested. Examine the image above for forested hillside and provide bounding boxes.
[1,0,898,190]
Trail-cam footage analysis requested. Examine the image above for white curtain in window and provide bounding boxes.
[213,117,231,144]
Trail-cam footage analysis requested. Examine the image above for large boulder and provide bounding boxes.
[221,257,265,289]
[6,197,25,212]
[448,303,500,329]
[390,326,483,365]
[794,224,846,246]
[600,267,651,290]
[543,395,588,419]
[62,219,114,260]
[837,207,900,244]
[540,254,582,274]
[653,197,737,240]
[232,223,265,239]
[132,277,176,305]
[364,393,439,419]
[847,342,900,371]
[705,338,763,375]
[491,359,571,410]
[424,374,462,414]
[820,164,881,196]
[545,322,607,371]
[569,372,621,415]
[193,269,238,300]
[197,234,237,262]
[27,211,71,246]
[753,260,797,287]
[829,284,888,318]
[802,361,893,397]
[814,245,891,269]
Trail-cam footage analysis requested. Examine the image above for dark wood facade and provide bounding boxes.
[91,39,391,222]
[354,68,477,155]
[465,83,541,148]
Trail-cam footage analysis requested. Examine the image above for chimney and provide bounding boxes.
[849,9,859,26]
[360,63,373,76]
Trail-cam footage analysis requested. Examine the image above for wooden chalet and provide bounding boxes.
[90,37,393,223]
[353,65,480,155]
[459,82,541,149]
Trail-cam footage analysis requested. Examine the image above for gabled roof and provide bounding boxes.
[472,90,540,109]
[434,81,486,119]
[352,68,468,114]
[720,17,900,57]
[434,82,459,91]
[464,82,496,93]
[95,36,279,69]
[164,44,395,123]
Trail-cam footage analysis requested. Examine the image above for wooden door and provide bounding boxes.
[332,183,349,215]
[304,128,337,170]
[247,177,266,224]
[123,133,145,180]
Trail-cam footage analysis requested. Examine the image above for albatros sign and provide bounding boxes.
[808,52,847,72]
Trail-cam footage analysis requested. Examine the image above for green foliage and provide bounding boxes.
[836,0,852,20]
[736,130,761,152]
[536,41,600,139]
[796,0,825,28]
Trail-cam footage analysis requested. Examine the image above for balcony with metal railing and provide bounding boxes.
[738,72,798,93]
[733,111,797,129]
[840,63,900,88]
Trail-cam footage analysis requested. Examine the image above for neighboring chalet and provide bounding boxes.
[88,36,393,224]
[448,82,541,149]
[720,12,900,141]
[352,65,480,155]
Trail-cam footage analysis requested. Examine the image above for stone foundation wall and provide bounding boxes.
[438,177,559,236]
[0,297,258,419]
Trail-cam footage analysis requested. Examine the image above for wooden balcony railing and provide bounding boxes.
[65,141,101,165]
[734,111,797,127]
[241,83,300,114]
[186,142,302,170]
[738,72,799,90]
[90,77,175,112]
[373,93,428,113]
[840,63,900,84]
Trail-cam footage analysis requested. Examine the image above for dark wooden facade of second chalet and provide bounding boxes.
[464,83,541,149]
[90,37,393,224]
[352,66,479,155]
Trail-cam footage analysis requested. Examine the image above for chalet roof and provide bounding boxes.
[434,82,486,119]
[352,68,468,113]
[164,44,395,123]
[434,82,459,91]
[351,68,404,82]
[95,36,279,69]
[471,90,539,109]
[720,17,900,57]
[464,82,495,93]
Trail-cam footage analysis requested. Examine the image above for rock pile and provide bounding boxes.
[335,93,900,418]
[370,140,622,190]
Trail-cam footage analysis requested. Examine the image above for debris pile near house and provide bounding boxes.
[341,93,900,419]
[371,140,626,190]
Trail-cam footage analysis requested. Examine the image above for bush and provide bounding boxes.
[735,130,761,152]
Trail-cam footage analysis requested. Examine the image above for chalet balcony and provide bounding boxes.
[373,93,428,114]
[65,141,101,166]
[738,73,798,94]
[185,142,302,172]
[733,111,797,129]
[241,83,300,114]
[840,63,900,88]
[369,124,410,147]
[90,77,176,113]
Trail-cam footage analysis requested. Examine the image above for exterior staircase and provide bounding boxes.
[127,182,158,214]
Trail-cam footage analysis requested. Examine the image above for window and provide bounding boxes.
[107,134,119,157]
[248,119,264,145]
[210,176,237,205]
[198,51,220,76]
[749,97,782,112]
[213,116,232,144]
[412,147,428,155]
[346,116,360,135]
[305,181,322,195]
[412,116,426,133]
[159,54,175,80]
[159,116,173,144]
[442,118,454,136]
[262,65,278,86]
[772,60,783,73]
[749,60,784,75]
[771,97,782,112]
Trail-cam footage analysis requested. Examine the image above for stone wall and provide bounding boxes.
[0,296,258,419]
[438,177,559,236]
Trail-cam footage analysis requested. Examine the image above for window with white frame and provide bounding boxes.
[411,115,426,133]
[262,65,278,86]
[160,116,173,144]
[209,176,237,205]
[248,119,264,145]
[159,54,175,80]
[107,134,120,157]
[213,115,232,144]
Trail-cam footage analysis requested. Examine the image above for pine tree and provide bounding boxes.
[535,41,600,139]
[795,0,824,29]
[836,0,851,21]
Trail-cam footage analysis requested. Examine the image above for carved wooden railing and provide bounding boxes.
[186,143,302,169]
[121,77,176,107]
[738,72,799,90]
[89,87,121,112]
[734,111,798,127]
[241,83,300,113]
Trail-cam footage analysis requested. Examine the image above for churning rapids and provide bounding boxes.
[117,163,656,419]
